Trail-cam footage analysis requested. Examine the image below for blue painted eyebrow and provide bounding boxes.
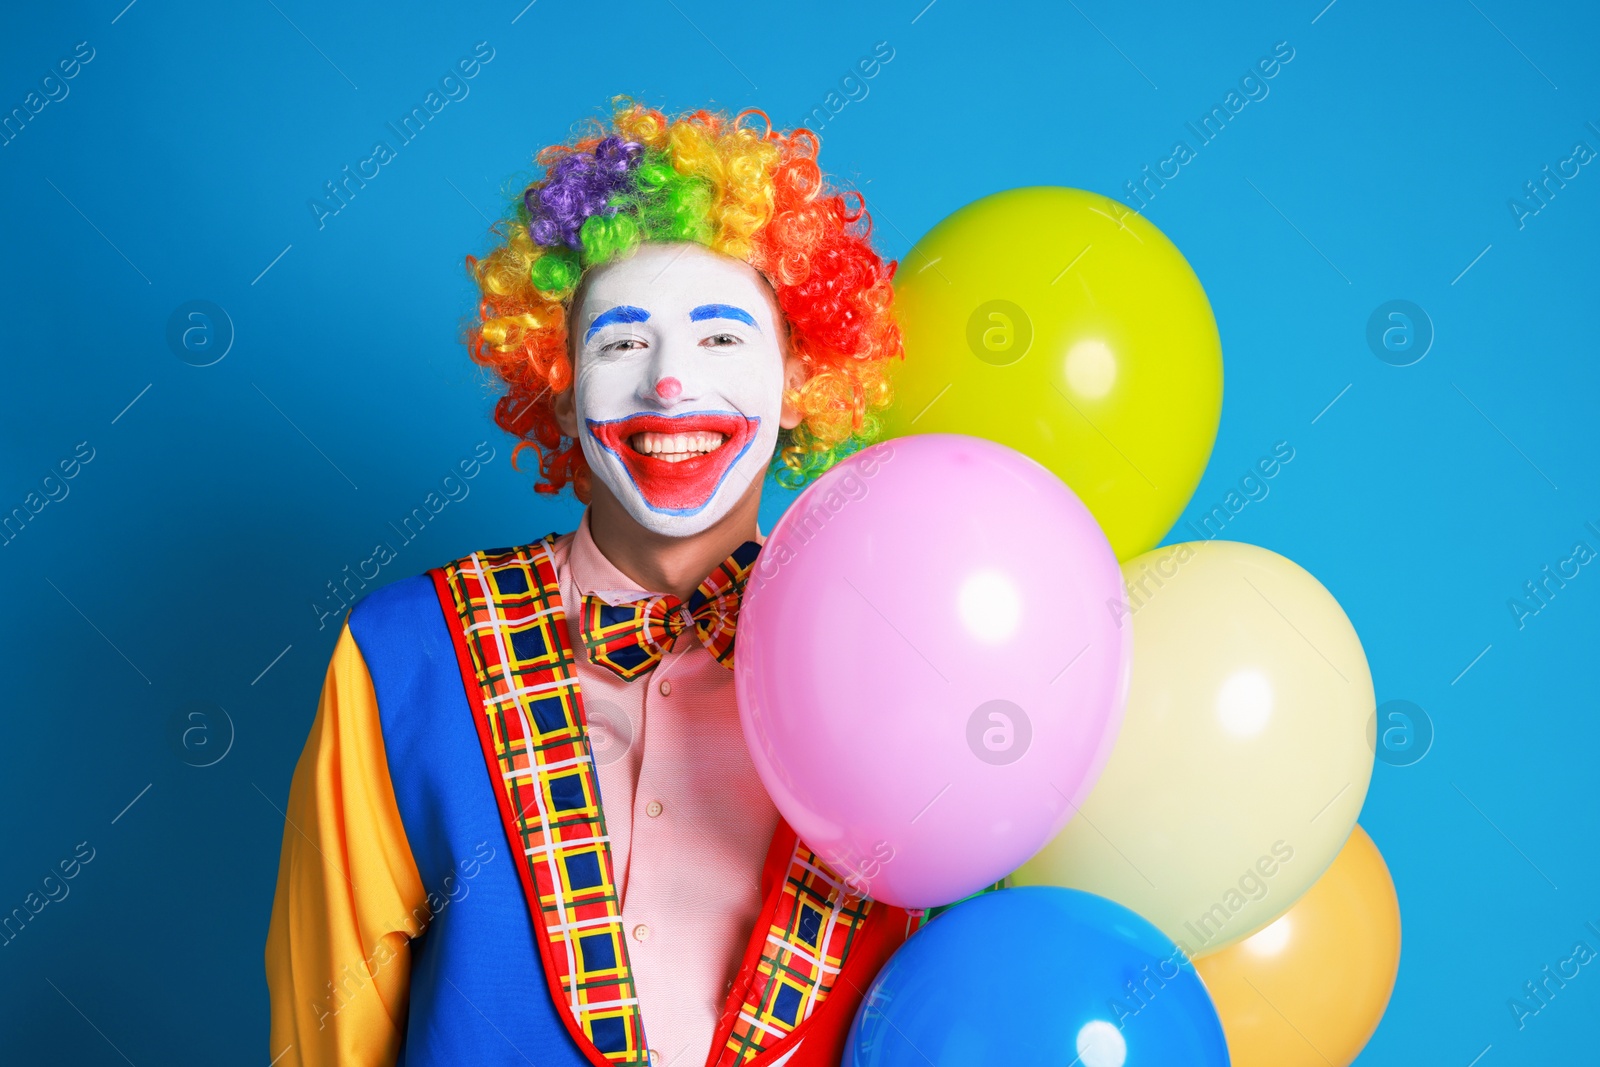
[585,305,651,342]
[690,304,758,329]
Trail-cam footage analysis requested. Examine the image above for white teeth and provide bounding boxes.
[629,431,729,461]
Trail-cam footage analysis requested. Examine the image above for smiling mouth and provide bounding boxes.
[587,411,761,516]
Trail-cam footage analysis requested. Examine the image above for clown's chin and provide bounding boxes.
[586,412,762,528]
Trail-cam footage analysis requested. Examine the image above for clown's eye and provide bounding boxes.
[603,338,647,353]
[700,333,741,348]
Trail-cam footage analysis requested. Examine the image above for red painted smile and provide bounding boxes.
[587,410,761,516]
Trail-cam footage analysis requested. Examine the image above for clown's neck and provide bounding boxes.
[584,475,764,601]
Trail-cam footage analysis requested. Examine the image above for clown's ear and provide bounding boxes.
[779,355,808,430]
[551,379,579,438]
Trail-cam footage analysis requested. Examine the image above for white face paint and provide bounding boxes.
[572,242,788,538]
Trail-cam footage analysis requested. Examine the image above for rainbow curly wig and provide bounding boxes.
[466,100,903,500]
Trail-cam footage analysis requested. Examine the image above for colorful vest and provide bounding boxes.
[349,536,919,1067]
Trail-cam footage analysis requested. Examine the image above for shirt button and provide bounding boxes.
[659,679,672,696]
[632,923,651,942]
[646,800,663,818]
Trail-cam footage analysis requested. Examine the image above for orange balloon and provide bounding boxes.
[1195,825,1400,1067]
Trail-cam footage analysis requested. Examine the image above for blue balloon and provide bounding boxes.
[843,886,1229,1066]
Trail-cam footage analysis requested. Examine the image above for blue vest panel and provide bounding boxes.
[349,573,592,1067]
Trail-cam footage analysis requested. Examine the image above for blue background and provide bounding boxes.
[1,0,1596,1063]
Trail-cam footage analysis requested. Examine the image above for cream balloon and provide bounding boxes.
[1010,540,1375,956]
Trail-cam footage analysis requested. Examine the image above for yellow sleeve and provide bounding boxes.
[265,621,428,1067]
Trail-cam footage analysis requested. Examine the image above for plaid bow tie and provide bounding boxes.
[578,540,761,682]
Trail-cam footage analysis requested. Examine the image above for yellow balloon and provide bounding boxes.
[1010,540,1375,955]
[1196,825,1401,1067]
[883,186,1222,560]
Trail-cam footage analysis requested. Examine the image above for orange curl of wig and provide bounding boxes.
[465,100,903,500]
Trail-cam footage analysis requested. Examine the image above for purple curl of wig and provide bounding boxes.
[524,136,645,250]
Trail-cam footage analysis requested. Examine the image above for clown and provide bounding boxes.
[265,103,912,1067]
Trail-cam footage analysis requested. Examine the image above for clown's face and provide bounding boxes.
[569,242,792,538]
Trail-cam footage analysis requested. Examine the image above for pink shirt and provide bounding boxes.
[550,514,780,1066]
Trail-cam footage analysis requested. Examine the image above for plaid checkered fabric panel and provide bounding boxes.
[715,844,875,1065]
[440,538,650,1066]
[577,539,760,682]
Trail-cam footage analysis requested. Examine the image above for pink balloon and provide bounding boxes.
[737,434,1131,909]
